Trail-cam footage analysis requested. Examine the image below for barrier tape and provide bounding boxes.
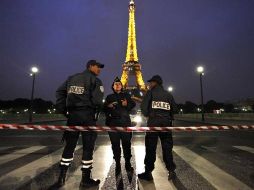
[0,124,254,132]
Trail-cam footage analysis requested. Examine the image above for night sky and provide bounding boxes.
[0,0,254,104]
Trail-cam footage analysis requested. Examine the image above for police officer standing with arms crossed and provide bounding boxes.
[138,75,177,181]
[55,60,104,188]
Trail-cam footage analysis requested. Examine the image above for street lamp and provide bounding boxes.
[168,86,173,92]
[29,66,39,122]
[196,66,205,122]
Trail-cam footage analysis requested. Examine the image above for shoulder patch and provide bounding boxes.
[100,86,104,93]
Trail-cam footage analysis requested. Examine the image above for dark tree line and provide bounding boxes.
[0,98,54,114]
[177,100,237,114]
[0,98,252,114]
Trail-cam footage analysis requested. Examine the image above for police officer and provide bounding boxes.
[138,75,177,181]
[55,60,104,188]
[104,77,136,175]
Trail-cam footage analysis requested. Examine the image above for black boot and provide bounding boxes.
[138,171,153,181]
[54,166,68,188]
[115,160,121,176]
[168,171,176,180]
[125,159,134,172]
[80,168,100,187]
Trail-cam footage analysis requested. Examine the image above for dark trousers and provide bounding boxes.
[108,132,132,162]
[62,131,97,161]
[144,131,176,172]
[60,110,97,170]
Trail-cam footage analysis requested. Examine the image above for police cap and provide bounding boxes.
[147,75,163,85]
[86,60,104,69]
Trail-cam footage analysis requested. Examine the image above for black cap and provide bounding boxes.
[147,75,163,85]
[86,60,104,69]
[113,77,121,83]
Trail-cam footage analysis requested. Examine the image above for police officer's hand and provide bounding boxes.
[108,103,115,109]
[108,103,114,108]
[121,99,128,106]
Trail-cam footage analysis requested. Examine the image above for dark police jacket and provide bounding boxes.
[141,85,177,126]
[104,92,136,126]
[55,69,104,115]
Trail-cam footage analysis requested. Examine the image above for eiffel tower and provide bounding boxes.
[121,0,146,99]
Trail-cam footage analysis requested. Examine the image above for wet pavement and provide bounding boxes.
[0,119,253,190]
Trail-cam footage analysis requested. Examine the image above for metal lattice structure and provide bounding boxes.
[121,0,146,93]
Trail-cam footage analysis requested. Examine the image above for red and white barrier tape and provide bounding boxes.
[0,124,254,132]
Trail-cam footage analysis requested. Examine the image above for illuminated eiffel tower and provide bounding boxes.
[121,0,146,98]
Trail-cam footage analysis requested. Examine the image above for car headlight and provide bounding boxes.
[134,115,142,123]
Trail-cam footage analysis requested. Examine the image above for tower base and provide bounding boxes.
[124,86,146,102]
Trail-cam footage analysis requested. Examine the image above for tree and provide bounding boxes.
[205,100,224,113]
[33,98,54,113]
[184,101,198,113]
[224,104,234,113]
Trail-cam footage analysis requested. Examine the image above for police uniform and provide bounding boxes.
[138,75,177,181]
[55,60,104,187]
[104,77,136,173]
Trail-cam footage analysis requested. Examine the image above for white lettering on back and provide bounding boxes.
[68,86,85,95]
[152,101,171,110]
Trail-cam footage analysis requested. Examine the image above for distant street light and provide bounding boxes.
[31,67,39,73]
[197,66,204,73]
[29,66,39,123]
[168,86,173,92]
[196,66,205,122]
